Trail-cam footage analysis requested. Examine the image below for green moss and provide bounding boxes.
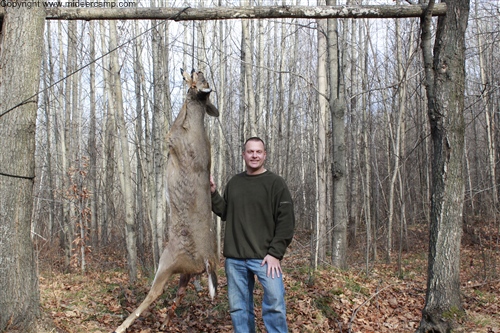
[343,277,369,296]
[314,295,338,319]
[442,306,466,321]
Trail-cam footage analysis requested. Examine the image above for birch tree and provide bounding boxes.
[151,14,166,267]
[133,21,148,267]
[101,20,116,247]
[241,0,257,138]
[327,0,348,269]
[386,14,408,264]
[476,0,498,217]
[60,20,78,270]
[42,21,57,242]
[109,19,138,283]
[88,21,99,248]
[314,18,329,268]
[360,20,374,272]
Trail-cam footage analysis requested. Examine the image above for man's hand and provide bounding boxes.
[261,254,282,279]
[209,175,217,194]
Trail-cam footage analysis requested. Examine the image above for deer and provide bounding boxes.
[113,70,219,333]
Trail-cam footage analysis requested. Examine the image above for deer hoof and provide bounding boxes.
[159,321,169,331]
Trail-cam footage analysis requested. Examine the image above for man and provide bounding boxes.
[210,137,295,333]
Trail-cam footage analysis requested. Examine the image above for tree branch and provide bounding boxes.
[0,4,446,21]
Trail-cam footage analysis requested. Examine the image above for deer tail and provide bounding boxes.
[205,259,218,299]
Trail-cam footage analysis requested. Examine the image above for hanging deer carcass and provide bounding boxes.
[113,70,219,333]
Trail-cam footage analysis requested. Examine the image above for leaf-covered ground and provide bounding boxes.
[36,227,499,333]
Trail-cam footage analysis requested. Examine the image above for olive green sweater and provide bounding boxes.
[211,170,295,260]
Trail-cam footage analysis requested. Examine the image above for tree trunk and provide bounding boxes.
[101,20,116,247]
[327,0,348,269]
[241,0,257,138]
[109,19,138,283]
[283,9,298,181]
[360,19,373,273]
[256,3,265,132]
[42,21,56,242]
[215,7,226,258]
[133,21,147,269]
[417,0,470,331]
[387,14,407,264]
[314,17,328,267]
[60,20,78,270]
[0,6,45,332]
[477,9,498,215]
[276,14,286,175]
[347,11,359,247]
[151,8,169,267]
[88,20,99,248]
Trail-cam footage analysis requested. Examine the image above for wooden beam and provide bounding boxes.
[0,4,446,21]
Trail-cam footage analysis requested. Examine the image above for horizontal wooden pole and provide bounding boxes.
[1,4,447,21]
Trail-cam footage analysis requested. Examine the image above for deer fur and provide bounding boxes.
[113,70,219,333]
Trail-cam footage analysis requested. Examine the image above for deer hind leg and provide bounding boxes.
[113,253,176,333]
[192,273,203,292]
[160,273,193,330]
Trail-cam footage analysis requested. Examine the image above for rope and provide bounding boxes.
[0,171,35,181]
[0,6,191,121]
[0,7,191,180]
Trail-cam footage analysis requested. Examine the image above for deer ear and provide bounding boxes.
[206,100,219,117]
[181,68,192,86]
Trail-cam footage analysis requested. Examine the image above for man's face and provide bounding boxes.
[243,140,267,174]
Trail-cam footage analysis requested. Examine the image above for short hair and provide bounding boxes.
[244,137,266,151]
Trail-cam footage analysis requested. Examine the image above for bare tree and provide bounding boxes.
[42,21,57,242]
[327,0,348,269]
[101,20,116,248]
[314,17,329,268]
[133,21,148,268]
[88,21,99,248]
[0,6,45,332]
[151,12,169,267]
[360,19,374,272]
[476,0,498,217]
[241,0,257,138]
[386,12,410,264]
[109,19,138,283]
[417,0,470,331]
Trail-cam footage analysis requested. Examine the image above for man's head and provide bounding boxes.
[243,137,267,175]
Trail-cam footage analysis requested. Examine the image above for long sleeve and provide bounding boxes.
[211,190,227,220]
[267,182,295,260]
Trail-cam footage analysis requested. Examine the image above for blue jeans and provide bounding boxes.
[225,258,288,333]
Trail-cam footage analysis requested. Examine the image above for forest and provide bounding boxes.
[0,0,499,332]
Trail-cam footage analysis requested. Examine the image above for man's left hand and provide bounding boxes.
[261,254,282,279]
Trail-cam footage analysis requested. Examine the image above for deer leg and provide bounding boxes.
[192,274,203,292]
[113,252,176,333]
[160,273,192,330]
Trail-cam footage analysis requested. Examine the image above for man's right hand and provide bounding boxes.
[209,175,217,194]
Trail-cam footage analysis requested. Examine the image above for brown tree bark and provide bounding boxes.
[0,6,45,332]
[417,0,470,331]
